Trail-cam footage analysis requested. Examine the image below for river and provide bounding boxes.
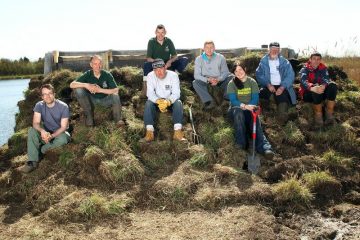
[0,79,30,146]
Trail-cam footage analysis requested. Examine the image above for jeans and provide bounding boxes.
[228,107,272,153]
[144,99,183,126]
[303,82,337,104]
[74,88,122,122]
[143,57,189,76]
[192,74,232,103]
[27,127,70,162]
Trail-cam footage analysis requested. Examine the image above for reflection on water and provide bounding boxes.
[0,79,30,146]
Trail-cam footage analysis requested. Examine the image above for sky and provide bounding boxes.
[1,0,360,60]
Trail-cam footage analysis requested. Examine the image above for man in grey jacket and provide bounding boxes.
[192,41,233,110]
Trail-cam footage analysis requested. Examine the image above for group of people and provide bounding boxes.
[18,24,338,173]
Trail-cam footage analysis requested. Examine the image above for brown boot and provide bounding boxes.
[313,104,324,129]
[325,100,336,125]
[173,130,186,141]
[141,130,154,143]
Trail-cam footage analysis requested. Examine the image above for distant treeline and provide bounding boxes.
[0,57,44,76]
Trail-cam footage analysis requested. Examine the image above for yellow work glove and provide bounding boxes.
[156,99,171,113]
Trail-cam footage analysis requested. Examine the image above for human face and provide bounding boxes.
[234,66,246,80]
[155,28,166,42]
[90,57,102,74]
[41,88,55,105]
[204,43,215,57]
[310,56,322,69]
[269,47,280,59]
[154,67,166,79]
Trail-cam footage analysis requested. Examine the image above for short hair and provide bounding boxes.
[203,40,215,47]
[40,83,55,93]
[90,55,102,62]
[231,61,247,74]
[310,52,322,58]
[156,24,166,31]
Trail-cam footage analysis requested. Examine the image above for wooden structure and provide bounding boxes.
[43,47,297,75]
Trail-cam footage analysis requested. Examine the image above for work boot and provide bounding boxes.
[18,161,38,173]
[313,104,324,129]
[173,130,186,141]
[141,130,154,143]
[264,149,275,160]
[324,100,336,125]
[277,102,289,125]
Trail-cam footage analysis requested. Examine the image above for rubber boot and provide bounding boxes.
[173,130,186,141]
[260,99,270,112]
[277,102,289,125]
[313,104,324,129]
[325,100,336,125]
[141,130,154,143]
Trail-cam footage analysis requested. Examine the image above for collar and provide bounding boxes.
[201,52,217,61]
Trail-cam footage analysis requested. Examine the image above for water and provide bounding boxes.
[0,79,30,146]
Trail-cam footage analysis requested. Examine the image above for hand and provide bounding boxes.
[156,99,171,113]
[165,61,171,69]
[275,86,285,96]
[310,85,325,94]
[87,84,99,94]
[208,77,219,86]
[41,130,52,144]
[244,104,257,111]
[267,84,276,93]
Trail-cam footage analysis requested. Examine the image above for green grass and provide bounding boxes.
[273,177,313,207]
[283,121,305,146]
[78,194,106,220]
[302,171,338,190]
[189,152,211,169]
[58,150,76,168]
[321,149,352,167]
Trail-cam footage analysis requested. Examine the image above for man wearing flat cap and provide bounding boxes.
[256,42,296,124]
[142,58,186,142]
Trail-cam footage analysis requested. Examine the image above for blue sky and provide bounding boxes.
[1,0,359,60]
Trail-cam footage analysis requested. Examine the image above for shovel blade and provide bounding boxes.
[247,154,261,175]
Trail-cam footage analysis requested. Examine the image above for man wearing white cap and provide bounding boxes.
[142,59,186,142]
[256,42,296,124]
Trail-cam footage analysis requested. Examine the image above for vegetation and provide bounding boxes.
[0,57,44,76]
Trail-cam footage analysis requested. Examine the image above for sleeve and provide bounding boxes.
[227,81,241,107]
[33,102,42,113]
[76,71,89,83]
[299,67,313,90]
[219,55,230,82]
[169,74,180,103]
[194,57,208,82]
[146,74,159,103]
[249,80,259,105]
[280,60,295,88]
[146,39,153,58]
[322,68,330,85]
[168,39,177,57]
[255,60,267,87]
[61,103,70,119]
[106,72,117,89]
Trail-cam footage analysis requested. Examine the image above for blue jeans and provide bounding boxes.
[228,107,272,153]
[74,88,122,122]
[143,57,189,76]
[144,99,183,126]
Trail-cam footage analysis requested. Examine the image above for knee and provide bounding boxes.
[233,109,245,123]
[56,134,69,145]
[111,94,121,105]
[27,127,38,138]
[327,82,338,92]
[145,100,156,109]
[74,88,87,97]
[172,99,182,108]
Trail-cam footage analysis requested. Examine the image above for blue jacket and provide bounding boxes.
[255,54,297,105]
